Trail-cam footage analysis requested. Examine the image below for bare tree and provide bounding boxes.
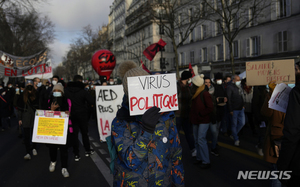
[201,0,271,75]
[145,0,203,78]
[53,65,66,79]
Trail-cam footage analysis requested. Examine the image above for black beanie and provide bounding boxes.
[181,71,192,80]
[215,73,223,80]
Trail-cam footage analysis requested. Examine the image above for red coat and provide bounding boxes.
[190,91,213,124]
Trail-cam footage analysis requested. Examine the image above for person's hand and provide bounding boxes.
[19,120,22,126]
[224,97,228,103]
[230,112,233,116]
[51,102,59,111]
[141,106,161,134]
[268,80,276,93]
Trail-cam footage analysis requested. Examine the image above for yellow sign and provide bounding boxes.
[37,117,65,137]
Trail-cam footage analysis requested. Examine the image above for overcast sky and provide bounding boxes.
[40,0,113,67]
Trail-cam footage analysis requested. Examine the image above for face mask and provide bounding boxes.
[37,82,42,87]
[85,88,89,91]
[217,80,222,85]
[91,85,94,88]
[188,79,192,84]
[52,81,57,85]
[46,86,49,89]
[16,88,20,92]
[21,90,24,93]
[8,85,12,88]
[235,81,241,86]
[110,82,114,85]
[0,87,2,90]
[53,92,62,97]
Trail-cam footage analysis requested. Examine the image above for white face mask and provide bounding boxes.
[37,82,42,87]
[16,88,20,92]
[52,80,57,85]
[110,81,114,85]
[8,85,12,88]
[53,91,62,97]
[216,80,222,85]
[188,79,192,84]
[235,81,241,86]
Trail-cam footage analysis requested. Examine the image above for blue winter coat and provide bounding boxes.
[111,97,184,187]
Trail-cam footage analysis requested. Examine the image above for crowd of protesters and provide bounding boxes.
[1,61,300,186]
[0,75,117,178]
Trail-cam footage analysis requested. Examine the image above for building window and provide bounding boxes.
[216,20,222,35]
[217,0,222,10]
[278,0,291,18]
[189,8,193,22]
[217,44,223,60]
[232,13,239,29]
[180,52,185,65]
[200,2,207,17]
[190,51,194,64]
[203,48,207,62]
[233,40,239,58]
[212,46,216,61]
[278,31,288,52]
[202,25,207,39]
[190,29,195,42]
[247,36,261,57]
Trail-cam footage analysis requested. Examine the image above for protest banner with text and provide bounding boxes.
[32,110,69,145]
[127,73,178,116]
[246,59,295,86]
[25,59,53,79]
[95,85,123,142]
[0,50,48,77]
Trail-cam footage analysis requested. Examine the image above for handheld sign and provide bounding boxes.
[32,110,69,145]
[246,59,295,86]
[128,73,178,116]
[95,85,123,142]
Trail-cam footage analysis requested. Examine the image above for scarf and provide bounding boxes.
[192,84,205,100]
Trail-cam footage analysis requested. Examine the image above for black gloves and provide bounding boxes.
[141,106,161,134]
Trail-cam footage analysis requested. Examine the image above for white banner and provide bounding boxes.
[95,85,123,142]
[25,59,53,79]
[127,73,178,116]
[32,110,69,145]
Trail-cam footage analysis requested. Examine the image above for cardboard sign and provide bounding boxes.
[128,73,178,116]
[95,85,123,142]
[32,110,69,145]
[246,59,295,86]
[268,83,292,113]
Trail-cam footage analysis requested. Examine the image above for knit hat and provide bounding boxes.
[118,61,149,95]
[53,83,64,93]
[181,71,192,80]
[215,72,223,80]
[192,74,204,87]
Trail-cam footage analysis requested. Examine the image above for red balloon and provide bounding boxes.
[91,49,116,80]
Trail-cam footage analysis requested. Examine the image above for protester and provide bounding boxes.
[46,83,74,178]
[65,75,95,161]
[52,75,59,86]
[102,81,107,86]
[227,75,245,146]
[176,71,195,156]
[261,80,285,187]
[111,60,184,186]
[0,82,14,131]
[190,74,213,169]
[252,86,267,156]
[241,78,256,136]
[17,84,39,159]
[277,62,300,186]
[108,77,115,85]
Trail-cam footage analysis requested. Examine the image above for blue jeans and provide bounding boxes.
[193,123,210,164]
[231,109,245,141]
[270,164,282,187]
[210,121,221,150]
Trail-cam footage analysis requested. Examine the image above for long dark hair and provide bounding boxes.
[23,85,36,104]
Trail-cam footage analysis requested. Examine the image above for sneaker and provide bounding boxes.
[200,163,211,169]
[24,154,31,160]
[211,149,219,156]
[255,145,264,156]
[191,149,197,157]
[85,149,95,157]
[32,149,37,156]
[230,135,234,140]
[74,155,81,161]
[62,168,69,178]
[234,140,240,146]
[49,162,56,172]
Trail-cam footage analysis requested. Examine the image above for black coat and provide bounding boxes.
[65,81,94,118]
[226,84,244,112]
[277,85,300,176]
[0,88,14,117]
[214,84,227,122]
